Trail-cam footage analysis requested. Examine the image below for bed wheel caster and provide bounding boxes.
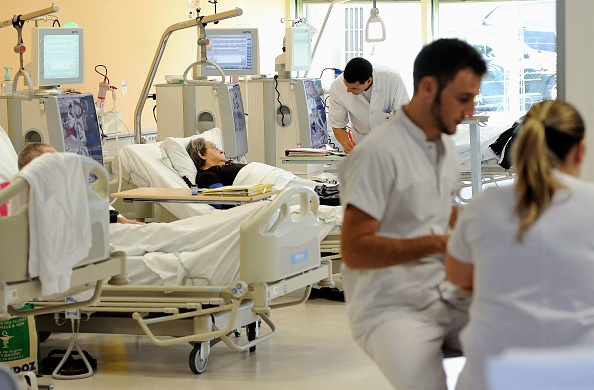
[39,331,51,342]
[247,322,258,353]
[189,342,209,374]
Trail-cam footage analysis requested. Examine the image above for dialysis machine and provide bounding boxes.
[245,77,328,177]
[156,82,248,160]
[2,93,103,165]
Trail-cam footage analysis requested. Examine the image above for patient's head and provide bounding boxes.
[186,138,228,170]
[18,142,57,169]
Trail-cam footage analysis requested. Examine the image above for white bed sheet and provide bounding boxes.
[109,200,341,287]
[454,112,521,172]
[112,143,343,227]
[113,142,216,220]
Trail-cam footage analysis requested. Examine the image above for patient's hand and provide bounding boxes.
[117,216,146,225]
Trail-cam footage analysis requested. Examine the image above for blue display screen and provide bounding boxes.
[58,93,103,166]
[228,83,248,157]
[303,79,328,149]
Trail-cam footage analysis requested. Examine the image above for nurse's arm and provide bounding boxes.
[341,204,448,269]
[445,251,474,292]
[332,127,356,153]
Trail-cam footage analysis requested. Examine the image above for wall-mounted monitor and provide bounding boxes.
[285,26,312,72]
[202,28,260,77]
[30,27,85,87]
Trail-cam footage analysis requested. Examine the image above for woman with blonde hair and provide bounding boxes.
[446,100,594,389]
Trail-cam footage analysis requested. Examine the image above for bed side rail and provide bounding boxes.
[240,186,321,283]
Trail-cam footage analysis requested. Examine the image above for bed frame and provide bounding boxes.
[0,156,126,321]
[110,141,344,270]
[35,186,335,374]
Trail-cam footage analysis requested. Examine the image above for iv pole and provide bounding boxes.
[133,7,243,144]
[0,4,60,101]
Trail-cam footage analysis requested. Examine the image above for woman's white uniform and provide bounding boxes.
[328,65,409,143]
[448,171,594,390]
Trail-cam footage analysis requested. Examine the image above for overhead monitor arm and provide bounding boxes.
[0,4,60,101]
[0,3,59,29]
[305,0,351,78]
[134,8,243,143]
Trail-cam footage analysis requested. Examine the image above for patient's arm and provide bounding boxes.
[117,216,146,225]
[341,204,449,269]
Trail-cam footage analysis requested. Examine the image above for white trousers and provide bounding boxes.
[360,301,468,390]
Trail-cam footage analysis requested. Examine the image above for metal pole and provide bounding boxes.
[133,8,243,143]
[0,4,59,29]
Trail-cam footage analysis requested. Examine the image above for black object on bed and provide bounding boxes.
[489,116,524,169]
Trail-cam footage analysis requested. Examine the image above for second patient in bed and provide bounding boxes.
[18,142,144,225]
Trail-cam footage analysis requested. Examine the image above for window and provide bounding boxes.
[439,0,557,116]
[303,0,556,118]
[304,3,422,93]
[344,7,364,62]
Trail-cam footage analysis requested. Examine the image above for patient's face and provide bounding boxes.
[203,141,227,167]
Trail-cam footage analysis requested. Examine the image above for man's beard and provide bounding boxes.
[430,94,454,135]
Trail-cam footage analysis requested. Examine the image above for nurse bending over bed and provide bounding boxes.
[446,100,594,390]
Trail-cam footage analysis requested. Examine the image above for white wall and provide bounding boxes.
[559,0,594,181]
[0,1,288,132]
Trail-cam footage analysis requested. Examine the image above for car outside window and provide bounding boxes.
[439,0,556,117]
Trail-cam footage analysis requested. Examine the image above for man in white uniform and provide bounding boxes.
[328,57,409,153]
[338,39,486,389]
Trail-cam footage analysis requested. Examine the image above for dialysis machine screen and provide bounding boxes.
[203,28,259,76]
[303,79,328,149]
[31,27,85,87]
[58,94,103,165]
[229,83,248,157]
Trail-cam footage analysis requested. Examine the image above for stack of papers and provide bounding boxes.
[201,183,273,196]
[285,148,345,157]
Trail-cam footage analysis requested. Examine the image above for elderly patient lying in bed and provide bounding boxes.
[114,133,341,220]
[186,137,339,207]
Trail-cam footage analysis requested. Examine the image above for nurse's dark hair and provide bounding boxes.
[343,57,373,84]
[186,137,208,169]
[412,38,487,94]
[513,99,585,241]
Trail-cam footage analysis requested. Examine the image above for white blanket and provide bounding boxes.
[233,162,318,191]
[0,125,18,182]
[18,153,92,296]
[109,201,342,286]
[113,142,215,219]
[454,113,522,171]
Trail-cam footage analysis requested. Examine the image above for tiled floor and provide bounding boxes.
[36,298,464,389]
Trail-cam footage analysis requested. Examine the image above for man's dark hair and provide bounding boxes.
[412,38,487,94]
[343,57,373,84]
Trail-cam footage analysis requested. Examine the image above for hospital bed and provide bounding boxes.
[0,154,125,320]
[454,115,516,203]
[0,153,125,384]
[35,185,335,374]
[110,141,343,268]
